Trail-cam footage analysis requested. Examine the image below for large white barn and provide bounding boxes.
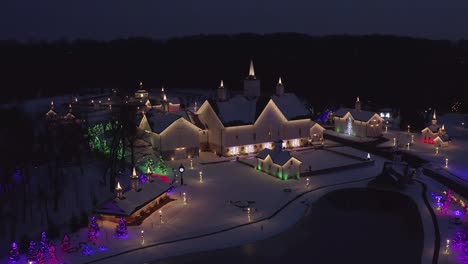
[332,97,383,138]
[138,60,324,159]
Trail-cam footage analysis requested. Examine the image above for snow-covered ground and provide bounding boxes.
[379,128,468,184]
[324,130,378,143]
[0,151,387,264]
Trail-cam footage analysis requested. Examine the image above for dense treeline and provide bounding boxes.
[1,33,468,113]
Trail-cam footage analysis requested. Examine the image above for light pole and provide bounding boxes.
[179,164,185,185]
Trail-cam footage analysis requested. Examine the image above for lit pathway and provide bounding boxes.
[85,176,378,264]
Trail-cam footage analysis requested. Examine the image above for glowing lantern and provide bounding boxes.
[445,158,449,168]
[131,167,138,179]
[115,182,123,199]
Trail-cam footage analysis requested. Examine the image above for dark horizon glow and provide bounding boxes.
[1,0,468,41]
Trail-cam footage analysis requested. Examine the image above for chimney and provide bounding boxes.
[275,77,284,96]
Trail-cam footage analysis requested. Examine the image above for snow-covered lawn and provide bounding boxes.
[324,130,379,143]
[380,130,468,184]
[23,153,384,264]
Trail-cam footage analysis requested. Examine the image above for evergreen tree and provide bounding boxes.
[37,249,46,264]
[90,216,100,233]
[40,231,49,253]
[145,158,156,172]
[27,241,38,262]
[48,244,58,263]
[115,217,128,237]
[157,156,168,175]
[88,227,97,244]
[60,233,72,253]
[8,242,20,262]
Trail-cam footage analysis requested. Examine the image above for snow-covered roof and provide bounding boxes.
[94,178,173,216]
[186,111,206,130]
[256,148,301,166]
[333,108,378,122]
[422,124,440,133]
[435,134,450,143]
[46,109,57,118]
[270,93,310,120]
[63,112,75,120]
[146,112,186,134]
[216,95,258,125]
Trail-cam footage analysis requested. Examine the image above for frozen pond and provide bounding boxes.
[150,188,423,264]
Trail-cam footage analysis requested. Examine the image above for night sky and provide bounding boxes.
[1,0,468,41]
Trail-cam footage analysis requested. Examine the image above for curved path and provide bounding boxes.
[85,175,376,264]
[416,179,441,264]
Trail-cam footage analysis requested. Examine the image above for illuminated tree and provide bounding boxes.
[9,242,20,262]
[90,216,100,233]
[145,158,157,173]
[157,156,168,175]
[88,227,97,244]
[40,231,49,252]
[347,118,353,136]
[60,233,72,253]
[48,244,58,262]
[115,218,128,237]
[27,241,38,262]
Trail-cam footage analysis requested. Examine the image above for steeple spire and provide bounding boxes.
[433,109,437,120]
[276,77,285,96]
[248,60,255,78]
[139,81,143,89]
[355,96,361,111]
[50,100,54,110]
[219,80,224,89]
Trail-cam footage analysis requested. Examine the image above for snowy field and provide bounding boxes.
[376,113,468,186]
[0,152,387,264]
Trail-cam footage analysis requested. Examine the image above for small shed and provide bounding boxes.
[255,140,302,180]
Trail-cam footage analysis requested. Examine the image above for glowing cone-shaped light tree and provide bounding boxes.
[9,242,20,262]
[40,231,49,253]
[90,216,100,233]
[61,233,72,253]
[27,241,38,262]
[115,218,128,237]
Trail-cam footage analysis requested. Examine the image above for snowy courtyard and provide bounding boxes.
[0,150,388,264]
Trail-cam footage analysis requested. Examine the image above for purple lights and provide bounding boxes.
[454,210,464,217]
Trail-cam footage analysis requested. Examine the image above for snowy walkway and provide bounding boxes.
[85,176,378,264]
[49,155,384,264]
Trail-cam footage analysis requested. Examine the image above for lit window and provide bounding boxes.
[231,146,239,155]
[386,113,390,118]
[247,145,254,153]
[380,113,384,117]
[292,139,300,147]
